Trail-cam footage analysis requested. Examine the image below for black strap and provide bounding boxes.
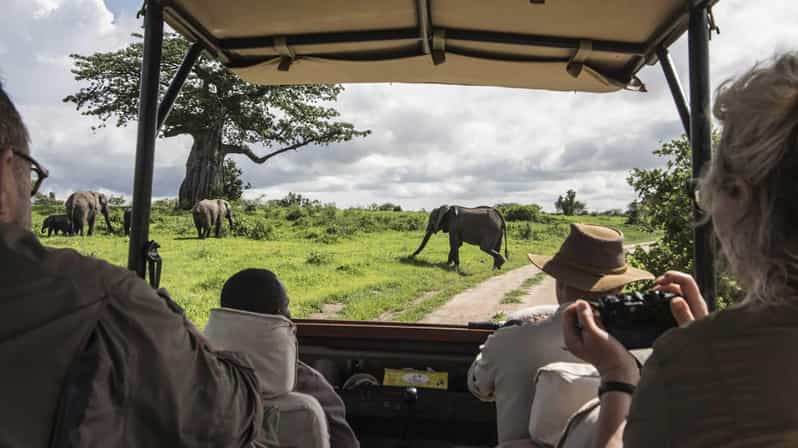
[49,330,101,448]
[598,381,637,397]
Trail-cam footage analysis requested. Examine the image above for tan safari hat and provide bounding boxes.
[527,223,653,292]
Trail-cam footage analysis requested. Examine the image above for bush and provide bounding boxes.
[306,250,334,265]
[233,215,275,240]
[502,204,542,222]
[519,223,533,240]
[285,207,304,221]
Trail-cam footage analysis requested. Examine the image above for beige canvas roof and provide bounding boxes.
[163,0,717,93]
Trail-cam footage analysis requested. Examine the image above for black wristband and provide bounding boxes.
[598,381,637,397]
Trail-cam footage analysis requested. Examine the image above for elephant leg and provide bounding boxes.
[480,243,505,270]
[448,233,462,270]
[87,212,96,236]
[48,227,53,237]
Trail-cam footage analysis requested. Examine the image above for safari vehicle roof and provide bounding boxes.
[161,0,716,92]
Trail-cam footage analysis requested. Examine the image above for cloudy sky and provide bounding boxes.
[2,1,797,211]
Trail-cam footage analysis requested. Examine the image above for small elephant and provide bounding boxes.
[65,191,113,236]
[411,205,508,270]
[192,199,234,239]
[123,208,132,236]
[41,214,74,237]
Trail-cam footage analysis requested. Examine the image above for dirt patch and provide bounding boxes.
[308,303,345,320]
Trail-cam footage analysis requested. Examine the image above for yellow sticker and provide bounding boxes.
[383,368,448,390]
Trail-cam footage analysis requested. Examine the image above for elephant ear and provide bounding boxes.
[433,205,451,232]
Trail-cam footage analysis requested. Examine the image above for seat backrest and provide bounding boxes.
[204,308,331,447]
[268,392,331,448]
[204,307,297,397]
[556,398,600,448]
[528,362,599,447]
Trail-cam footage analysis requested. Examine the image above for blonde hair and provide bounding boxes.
[699,52,798,303]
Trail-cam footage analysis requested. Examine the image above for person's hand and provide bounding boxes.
[653,271,709,326]
[562,300,639,384]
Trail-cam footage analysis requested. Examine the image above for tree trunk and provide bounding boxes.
[178,128,224,209]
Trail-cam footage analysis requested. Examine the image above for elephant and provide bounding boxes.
[41,214,74,237]
[123,208,132,236]
[65,191,113,236]
[192,199,234,239]
[411,205,508,270]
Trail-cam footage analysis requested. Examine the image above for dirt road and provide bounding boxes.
[418,241,655,325]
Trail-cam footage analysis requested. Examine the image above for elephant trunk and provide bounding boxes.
[102,209,114,233]
[227,215,234,230]
[411,231,433,257]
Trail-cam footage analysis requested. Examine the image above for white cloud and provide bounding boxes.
[2,1,798,211]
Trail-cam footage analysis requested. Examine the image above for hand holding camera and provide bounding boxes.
[563,271,709,381]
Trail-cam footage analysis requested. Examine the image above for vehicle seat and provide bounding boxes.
[528,362,600,447]
[204,308,330,448]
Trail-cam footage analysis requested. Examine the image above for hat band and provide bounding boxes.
[557,257,629,276]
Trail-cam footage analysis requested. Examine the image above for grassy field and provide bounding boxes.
[33,202,659,327]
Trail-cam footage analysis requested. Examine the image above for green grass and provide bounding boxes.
[521,272,548,289]
[31,203,659,327]
[499,272,548,304]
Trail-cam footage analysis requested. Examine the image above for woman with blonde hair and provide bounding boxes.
[563,52,798,447]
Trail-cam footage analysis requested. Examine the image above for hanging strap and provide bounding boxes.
[274,36,296,71]
[566,39,593,78]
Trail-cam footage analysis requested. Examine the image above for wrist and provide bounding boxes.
[598,359,640,384]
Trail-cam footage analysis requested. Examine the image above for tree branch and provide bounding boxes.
[222,133,338,164]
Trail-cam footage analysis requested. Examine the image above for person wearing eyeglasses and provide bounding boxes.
[563,53,798,447]
[0,85,270,445]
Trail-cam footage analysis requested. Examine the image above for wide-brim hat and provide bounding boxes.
[527,223,653,292]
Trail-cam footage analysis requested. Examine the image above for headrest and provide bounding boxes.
[204,307,297,398]
[528,362,599,447]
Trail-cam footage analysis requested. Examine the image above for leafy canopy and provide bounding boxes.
[626,134,743,307]
[63,33,369,158]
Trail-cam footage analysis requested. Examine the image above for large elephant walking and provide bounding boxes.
[65,191,113,236]
[411,205,508,270]
[192,199,234,238]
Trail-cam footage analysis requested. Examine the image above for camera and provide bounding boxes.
[591,290,678,350]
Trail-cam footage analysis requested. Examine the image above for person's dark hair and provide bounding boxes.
[221,269,290,317]
[0,81,30,156]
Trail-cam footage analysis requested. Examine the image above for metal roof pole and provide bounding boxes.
[688,5,716,310]
[157,42,202,130]
[128,0,164,277]
[657,47,690,138]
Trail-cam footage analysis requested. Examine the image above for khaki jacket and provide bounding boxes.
[625,301,798,447]
[0,224,263,447]
[468,304,583,443]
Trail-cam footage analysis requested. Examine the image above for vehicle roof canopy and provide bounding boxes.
[162,0,712,92]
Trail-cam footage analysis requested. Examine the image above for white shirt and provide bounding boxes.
[468,303,584,443]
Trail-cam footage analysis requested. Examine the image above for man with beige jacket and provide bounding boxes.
[467,223,653,444]
[0,83,265,446]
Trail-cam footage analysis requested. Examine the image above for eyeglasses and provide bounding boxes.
[11,149,49,197]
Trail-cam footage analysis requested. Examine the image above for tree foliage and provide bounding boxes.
[63,33,369,207]
[211,158,251,201]
[555,189,586,215]
[626,134,743,307]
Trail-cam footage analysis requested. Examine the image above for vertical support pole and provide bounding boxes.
[657,47,691,138]
[688,5,716,310]
[128,0,163,276]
